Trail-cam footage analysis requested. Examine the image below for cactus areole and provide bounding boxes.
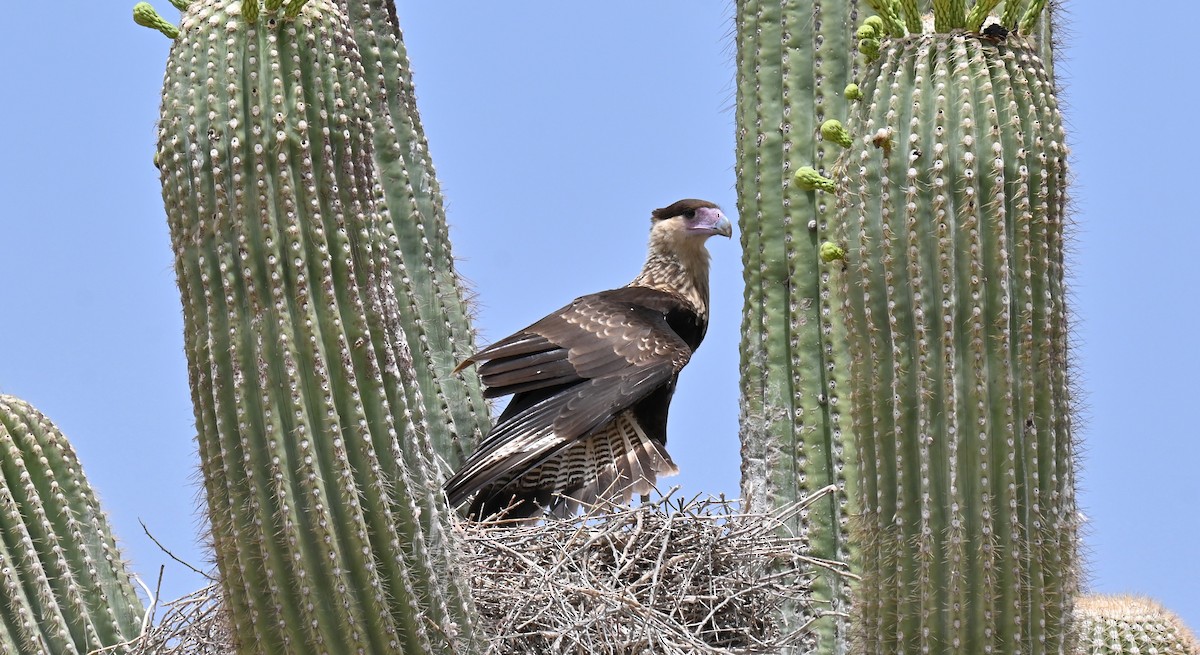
[153,0,481,652]
[829,27,1077,655]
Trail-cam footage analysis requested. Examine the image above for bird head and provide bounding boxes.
[650,198,733,241]
[633,199,731,309]
[646,199,733,269]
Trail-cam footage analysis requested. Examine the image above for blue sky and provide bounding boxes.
[1,0,1196,633]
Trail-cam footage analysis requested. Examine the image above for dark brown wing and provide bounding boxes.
[444,286,700,516]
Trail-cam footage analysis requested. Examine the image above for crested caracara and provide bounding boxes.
[445,199,731,520]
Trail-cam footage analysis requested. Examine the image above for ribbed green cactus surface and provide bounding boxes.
[734,0,860,651]
[0,395,143,655]
[154,0,481,651]
[829,30,1076,654]
[335,0,490,470]
[1075,595,1199,655]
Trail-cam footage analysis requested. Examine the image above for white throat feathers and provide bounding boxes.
[629,218,713,320]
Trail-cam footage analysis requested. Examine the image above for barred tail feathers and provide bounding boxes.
[471,411,678,520]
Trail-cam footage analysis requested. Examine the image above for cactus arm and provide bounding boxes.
[734,0,768,516]
[736,0,860,652]
[0,396,143,654]
[335,0,491,471]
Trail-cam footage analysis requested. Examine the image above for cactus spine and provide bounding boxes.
[828,2,1077,652]
[734,0,861,652]
[151,0,481,651]
[1075,595,1199,655]
[0,395,143,655]
[336,0,490,470]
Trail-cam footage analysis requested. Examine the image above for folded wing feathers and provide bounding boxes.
[447,287,699,519]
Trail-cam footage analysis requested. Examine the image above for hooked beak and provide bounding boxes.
[690,207,733,238]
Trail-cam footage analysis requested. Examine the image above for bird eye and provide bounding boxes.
[683,210,696,220]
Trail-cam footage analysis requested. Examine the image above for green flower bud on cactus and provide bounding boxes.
[820,242,846,263]
[863,4,905,37]
[132,2,178,39]
[844,83,863,101]
[795,165,836,192]
[863,14,885,36]
[1020,0,1049,34]
[1075,595,1199,655]
[897,0,922,33]
[832,31,1077,655]
[821,119,853,149]
[858,37,881,62]
[241,0,259,23]
[0,395,143,654]
[966,0,1004,32]
[282,0,307,18]
[153,0,481,651]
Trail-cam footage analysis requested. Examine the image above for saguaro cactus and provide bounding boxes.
[0,395,143,654]
[734,0,861,652]
[335,0,491,470]
[147,0,482,651]
[827,2,1077,652]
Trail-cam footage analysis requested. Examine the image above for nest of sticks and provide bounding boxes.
[128,489,839,655]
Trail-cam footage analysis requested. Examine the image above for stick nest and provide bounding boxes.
[127,492,833,655]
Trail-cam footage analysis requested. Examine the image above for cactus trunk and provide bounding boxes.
[0,395,143,655]
[734,0,861,652]
[336,0,490,470]
[829,27,1077,654]
[153,0,481,652]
